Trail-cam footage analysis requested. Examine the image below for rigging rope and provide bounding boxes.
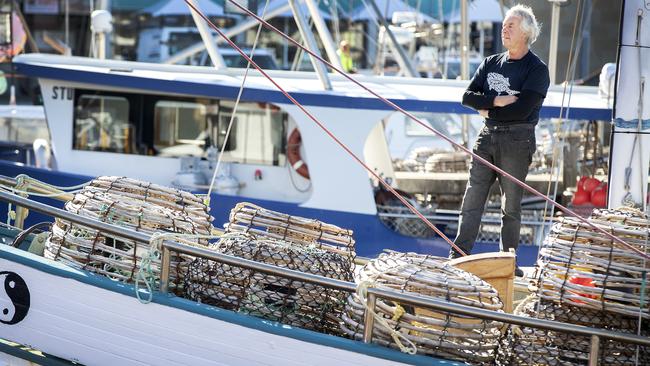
[185,0,650,261]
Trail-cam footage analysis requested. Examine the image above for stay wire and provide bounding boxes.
[187,0,650,261]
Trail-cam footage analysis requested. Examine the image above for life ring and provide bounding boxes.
[287,128,310,179]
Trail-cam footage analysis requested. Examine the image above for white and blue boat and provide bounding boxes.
[0,0,648,365]
[0,49,611,266]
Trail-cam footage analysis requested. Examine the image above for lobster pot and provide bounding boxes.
[377,204,436,238]
[497,296,649,366]
[44,176,213,287]
[536,208,650,319]
[424,151,470,173]
[182,233,352,335]
[223,202,356,271]
[340,252,504,364]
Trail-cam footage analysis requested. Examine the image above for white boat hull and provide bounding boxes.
[0,246,455,366]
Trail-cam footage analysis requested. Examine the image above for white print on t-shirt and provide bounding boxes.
[487,72,520,95]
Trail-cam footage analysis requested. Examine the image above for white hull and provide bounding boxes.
[0,246,448,366]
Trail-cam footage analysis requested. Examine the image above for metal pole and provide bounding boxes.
[366,0,418,77]
[548,1,561,85]
[165,3,292,65]
[186,0,226,69]
[362,293,377,343]
[460,0,469,80]
[460,0,470,146]
[304,0,343,70]
[0,190,151,244]
[589,335,600,366]
[288,0,332,90]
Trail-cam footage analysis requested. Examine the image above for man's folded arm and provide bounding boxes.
[487,90,544,121]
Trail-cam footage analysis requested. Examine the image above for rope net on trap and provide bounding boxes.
[498,296,649,366]
[497,207,650,365]
[340,251,504,364]
[44,176,213,289]
[223,202,356,270]
[182,232,353,335]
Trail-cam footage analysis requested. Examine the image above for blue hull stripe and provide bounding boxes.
[15,62,611,120]
[0,245,465,366]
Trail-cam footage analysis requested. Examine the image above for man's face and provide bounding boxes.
[502,15,527,50]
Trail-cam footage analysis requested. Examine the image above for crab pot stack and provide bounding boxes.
[340,252,504,364]
[223,202,356,271]
[183,232,353,335]
[497,208,650,365]
[44,176,212,288]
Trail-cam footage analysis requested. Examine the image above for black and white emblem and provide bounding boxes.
[0,271,30,325]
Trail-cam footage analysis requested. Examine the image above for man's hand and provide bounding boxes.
[493,95,518,107]
[478,109,489,118]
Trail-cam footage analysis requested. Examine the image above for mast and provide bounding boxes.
[608,1,649,211]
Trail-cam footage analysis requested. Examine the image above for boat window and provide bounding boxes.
[215,101,286,166]
[73,95,134,153]
[154,101,209,157]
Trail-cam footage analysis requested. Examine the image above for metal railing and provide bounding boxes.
[1,189,649,365]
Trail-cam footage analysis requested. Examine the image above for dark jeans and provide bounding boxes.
[451,124,536,257]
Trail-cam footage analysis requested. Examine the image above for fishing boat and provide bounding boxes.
[0,1,648,365]
[0,49,611,266]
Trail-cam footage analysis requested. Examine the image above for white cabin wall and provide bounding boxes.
[363,120,397,188]
[282,104,391,215]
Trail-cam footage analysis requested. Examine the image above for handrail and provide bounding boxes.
[159,239,650,348]
[0,189,648,360]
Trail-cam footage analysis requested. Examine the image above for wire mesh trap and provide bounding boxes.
[44,176,213,287]
[497,296,649,366]
[340,251,504,364]
[537,208,650,318]
[182,232,353,335]
[377,204,437,238]
[496,207,650,365]
[223,202,356,270]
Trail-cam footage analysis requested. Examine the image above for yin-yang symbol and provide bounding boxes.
[0,271,30,325]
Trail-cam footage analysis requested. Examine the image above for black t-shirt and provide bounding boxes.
[463,51,550,126]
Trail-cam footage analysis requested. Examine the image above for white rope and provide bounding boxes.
[355,266,418,355]
[205,0,271,204]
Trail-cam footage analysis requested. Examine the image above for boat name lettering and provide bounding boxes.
[52,86,73,100]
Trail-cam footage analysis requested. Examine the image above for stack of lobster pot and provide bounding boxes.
[498,208,650,365]
[44,176,213,291]
[341,251,504,364]
[182,202,355,335]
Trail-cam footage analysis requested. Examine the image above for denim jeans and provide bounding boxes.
[451,125,536,257]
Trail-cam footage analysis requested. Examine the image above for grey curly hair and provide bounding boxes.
[505,4,541,46]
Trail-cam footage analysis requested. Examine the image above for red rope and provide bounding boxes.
[185,0,649,261]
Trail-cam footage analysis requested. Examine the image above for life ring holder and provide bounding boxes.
[287,128,310,179]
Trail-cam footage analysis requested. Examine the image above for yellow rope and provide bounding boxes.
[356,266,418,355]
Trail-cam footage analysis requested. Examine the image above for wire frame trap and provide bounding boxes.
[340,251,504,364]
[536,208,650,318]
[181,232,353,335]
[223,202,356,270]
[377,204,437,238]
[44,176,213,287]
[497,296,649,366]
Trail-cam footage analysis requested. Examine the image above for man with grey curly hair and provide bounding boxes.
[451,4,549,277]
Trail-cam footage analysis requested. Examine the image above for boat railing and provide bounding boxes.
[1,189,648,364]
